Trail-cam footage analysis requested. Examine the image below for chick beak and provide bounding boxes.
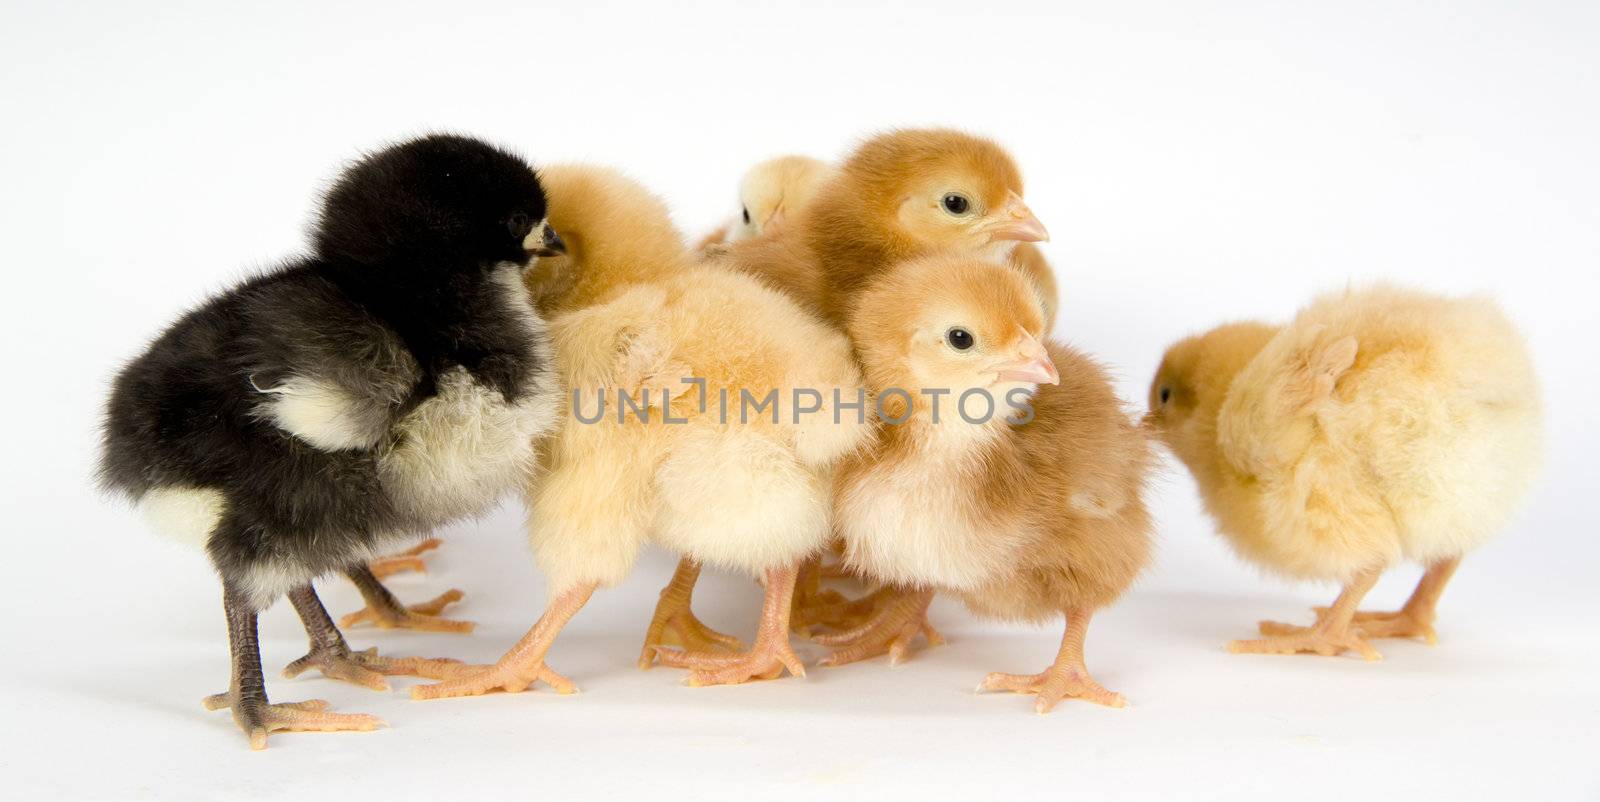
[525,223,566,257]
[989,191,1049,243]
[994,334,1059,385]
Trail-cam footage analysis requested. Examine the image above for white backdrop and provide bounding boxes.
[2,2,1597,800]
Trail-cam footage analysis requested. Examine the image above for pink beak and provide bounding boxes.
[995,333,1059,385]
[988,191,1049,243]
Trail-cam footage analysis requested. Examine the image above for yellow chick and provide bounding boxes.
[834,255,1154,712]
[1147,285,1543,659]
[694,155,836,252]
[412,166,871,698]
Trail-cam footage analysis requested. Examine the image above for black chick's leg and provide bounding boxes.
[283,583,470,691]
[202,582,382,750]
[339,564,475,634]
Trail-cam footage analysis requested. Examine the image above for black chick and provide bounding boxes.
[99,134,567,750]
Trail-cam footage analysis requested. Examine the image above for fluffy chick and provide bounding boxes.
[832,255,1154,712]
[730,129,1049,324]
[1148,285,1543,659]
[412,165,871,698]
[694,155,835,251]
[709,143,1059,331]
[99,135,564,749]
[717,130,1056,644]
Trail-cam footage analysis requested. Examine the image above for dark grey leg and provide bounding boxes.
[346,565,411,620]
[203,582,381,750]
[283,581,468,688]
[339,564,475,633]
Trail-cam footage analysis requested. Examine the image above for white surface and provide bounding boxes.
[2,1,1597,800]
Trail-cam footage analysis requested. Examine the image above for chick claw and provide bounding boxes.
[653,640,806,686]
[201,695,383,751]
[1231,621,1383,661]
[978,667,1127,714]
[410,661,576,700]
[340,589,475,634]
[282,645,470,691]
[367,537,443,579]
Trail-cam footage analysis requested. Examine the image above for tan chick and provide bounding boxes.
[833,255,1154,712]
[412,166,871,699]
[705,130,1062,649]
[1147,285,1543,659]
[726,129,1052,326]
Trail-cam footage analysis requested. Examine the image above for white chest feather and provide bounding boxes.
[838,434,1027,592]
[379,270,559,526]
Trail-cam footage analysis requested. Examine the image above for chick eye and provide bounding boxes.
[941,193,970,215]
[742,206,751,225]
[946,327,975,350]
[1159,386,1172,405]
[507,213,532,240]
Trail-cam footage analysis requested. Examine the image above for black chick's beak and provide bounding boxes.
[530,224,566,257]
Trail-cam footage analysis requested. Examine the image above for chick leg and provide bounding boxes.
[789,555,886,636]
[979,607,1126,713]
[654,565,806,686]
[816,588,944,667]
[1329,556,1462,644]
[637,558,744,669]
[411,583,596,700]
[282,584,470,690]
[366,537,443,579]
[339,564,474,633]
[1232,566,1383,660]
[203,583,381,751]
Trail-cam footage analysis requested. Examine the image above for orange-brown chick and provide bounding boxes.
[832,255,1154,712]
[727,129,1049,325]
[1147,286,1543,659]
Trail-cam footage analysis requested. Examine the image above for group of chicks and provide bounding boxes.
[100,130,1543,750]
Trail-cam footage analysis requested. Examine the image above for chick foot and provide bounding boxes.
[1233,621,1382,661]
[367,537,442,579]
[412,584,594,700]
[340,564,474,633]
[285,584,469,691]
[789,557,884,636]
[202,694,383,751]
[978,608,1125,714]
[1229,566,1384,660]
[214,583,381,751]
[1344,609,1438,643]
[639,558,744,669]
[340,589,474,633]
[282,644,469,691]
[979,667,1125,713]
[1315,556,1461,645]
[655,565,805,686]
[816,589,943,667]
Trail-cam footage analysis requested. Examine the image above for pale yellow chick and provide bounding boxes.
[695,155,836,252]
[1148,285,1543,659]
[413,166,871,698]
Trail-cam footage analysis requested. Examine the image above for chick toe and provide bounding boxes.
[1229,627,1382,661]
[367,538,444,579]
[340,588,475,633]
[814,589,941,668]
[282,644,470,690]
[638,558,744,669]
[202,694,382,751]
